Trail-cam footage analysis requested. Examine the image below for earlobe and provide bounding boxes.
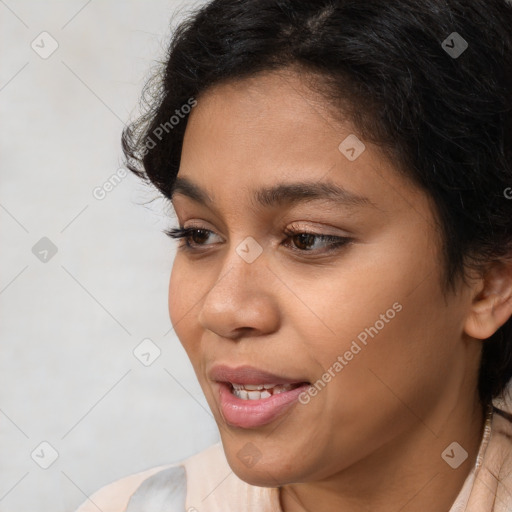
[464,261,512,340]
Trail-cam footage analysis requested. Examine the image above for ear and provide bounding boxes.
[464,259,512,340]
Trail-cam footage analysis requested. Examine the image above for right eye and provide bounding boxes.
[165,226,222,251]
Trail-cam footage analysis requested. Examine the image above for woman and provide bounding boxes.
[76,0,512,510]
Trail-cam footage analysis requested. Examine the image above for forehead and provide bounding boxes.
[176,69,431,222]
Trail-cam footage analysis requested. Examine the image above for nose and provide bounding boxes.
[197,245,280,340]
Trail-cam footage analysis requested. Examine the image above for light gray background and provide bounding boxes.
[3,2,512,512]
[0,1,218,511]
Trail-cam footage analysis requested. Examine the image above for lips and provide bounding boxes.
[209,364,310,386]
[208,364,312,428]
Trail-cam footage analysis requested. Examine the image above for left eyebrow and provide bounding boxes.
[170,176,377,210]
[253,181,376,209]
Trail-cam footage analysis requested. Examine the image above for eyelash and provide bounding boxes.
[164,226,351,255]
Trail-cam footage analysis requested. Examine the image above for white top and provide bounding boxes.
[75,403,512,512]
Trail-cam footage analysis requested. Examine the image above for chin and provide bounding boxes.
[223,443,306,487]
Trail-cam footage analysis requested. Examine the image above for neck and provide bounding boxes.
[280,397,487,512]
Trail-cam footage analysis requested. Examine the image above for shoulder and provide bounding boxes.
[467,405,512,512]
[73,463,180,512]
[486,406,512,476]
[73,443,226,512]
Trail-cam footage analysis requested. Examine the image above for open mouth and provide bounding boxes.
[216,381,312,428]
[209,364,312,428]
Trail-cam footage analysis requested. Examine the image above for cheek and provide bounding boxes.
[315,275,455,417]
[168,258,197,352]
[168,262,182,328]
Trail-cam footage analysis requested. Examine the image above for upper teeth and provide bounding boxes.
[230,383,298,400]
[232,383,278,390]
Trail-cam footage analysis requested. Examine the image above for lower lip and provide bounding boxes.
[216,382,310,429]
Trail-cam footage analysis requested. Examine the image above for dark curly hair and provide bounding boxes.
[122,0,512,407]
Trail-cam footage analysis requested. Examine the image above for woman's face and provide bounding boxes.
[168,69,481,487]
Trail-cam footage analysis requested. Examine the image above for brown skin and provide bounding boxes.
[168,68,512,512]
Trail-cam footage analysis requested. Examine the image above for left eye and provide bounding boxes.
[164,226,351,254]
[282,228,351,253]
